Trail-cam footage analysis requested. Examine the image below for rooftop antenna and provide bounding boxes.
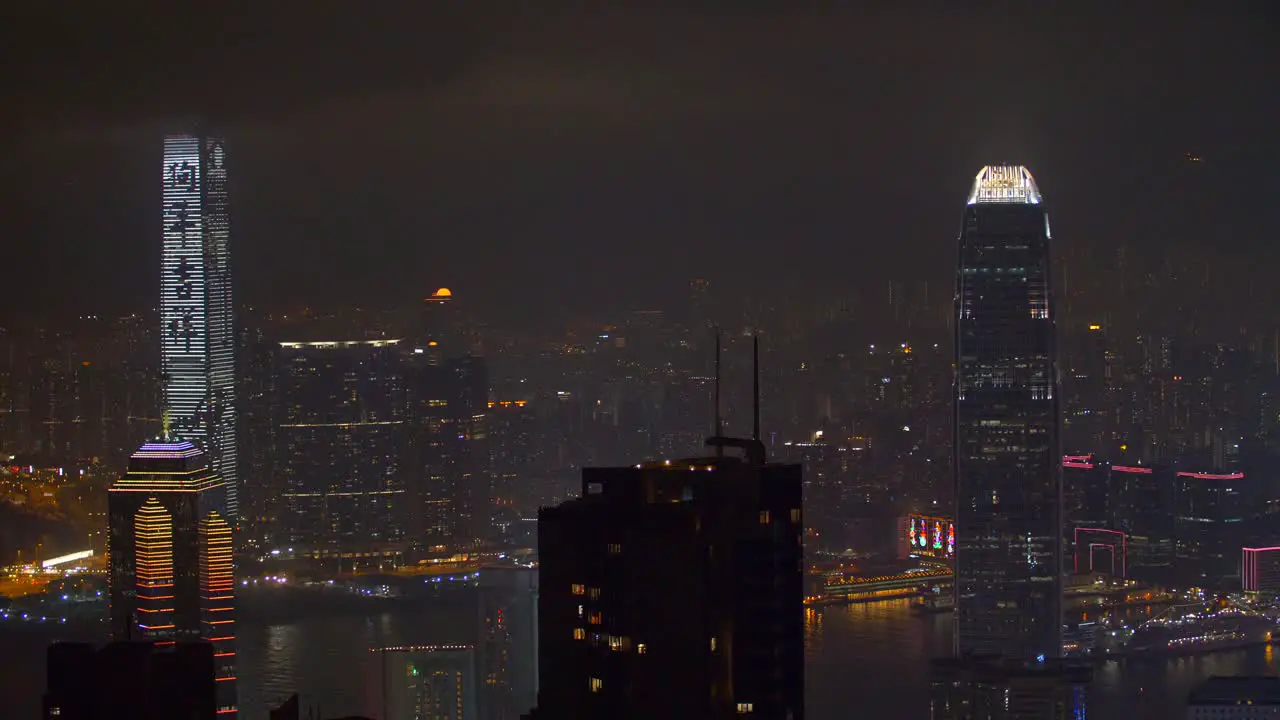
[713,327,723,458]
[161,410,171,441]
[752,333,760,442]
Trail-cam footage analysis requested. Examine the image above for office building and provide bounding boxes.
[1174,470,1247,588]
[43,641,218,720]
[952,165,1063,661]
[1187,676,1280,719]
[530,434,803,719]
[277,339,407,561]
[409,355,490,550]
[374,645,477,720]
[161,134,237,518]
[1242,546,1280,596]
[107,438,236,715]
[477,567,539,720]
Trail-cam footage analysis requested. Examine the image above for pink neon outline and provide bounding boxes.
[1074,527,1127,577]
[1242,547,1280,593]
[1176,471,1244,480]
[1063,461,1095,469]
[1112,466,1152,474]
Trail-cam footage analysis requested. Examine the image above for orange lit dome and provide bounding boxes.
[431,287,453,298]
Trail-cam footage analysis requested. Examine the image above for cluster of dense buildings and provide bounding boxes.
[20,132,1280,720]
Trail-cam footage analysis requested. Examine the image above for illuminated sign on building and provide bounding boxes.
[161,135,237,518]
[904,514,954,559]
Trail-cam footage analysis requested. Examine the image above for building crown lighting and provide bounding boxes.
[967,165,1042,205]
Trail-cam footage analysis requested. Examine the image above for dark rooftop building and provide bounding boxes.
[1187,676,1280,719]
[930,657,1091,720]
[528,429,803,719]
[42,641,217,720]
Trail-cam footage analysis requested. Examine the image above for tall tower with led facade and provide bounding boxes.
[952,165,1062,662]
[162,134,237,519]
[107,436,237,716]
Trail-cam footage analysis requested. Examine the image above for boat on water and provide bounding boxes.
[1127,606,1279,655]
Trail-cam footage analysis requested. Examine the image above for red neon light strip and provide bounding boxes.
[1176,471,1244,480]
[1112,466,1152,474]
[1063,462,1095,469]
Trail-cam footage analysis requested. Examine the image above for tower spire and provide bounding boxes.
[161,410,171,441]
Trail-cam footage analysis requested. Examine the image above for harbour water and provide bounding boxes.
[4,596,1277,718]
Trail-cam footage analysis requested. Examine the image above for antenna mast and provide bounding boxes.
[752,333,760,442]
[713,327,723,457]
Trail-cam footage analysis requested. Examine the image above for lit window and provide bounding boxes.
[578,604,584,617]
[609,635,625,650]
[590,677,603,693]
[637,643,647,654]
[589,612,602,625]
[790,508,801,523]
[571,583,585,595]
[759,510,771,525]
[588,587,601,600]
[608,543,621,554]
[573,628,585,640]
[736,702,753,713]
[710,637,717,652]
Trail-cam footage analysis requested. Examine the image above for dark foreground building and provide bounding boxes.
[42,641,217,720]
[953,165,1063,661]
[528,435,803,719]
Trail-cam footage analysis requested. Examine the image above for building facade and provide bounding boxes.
[107,438,236,715]
[530,442,803,719]
[277,340,407,561]
[161,134,237,518]
[953,165,1062,661]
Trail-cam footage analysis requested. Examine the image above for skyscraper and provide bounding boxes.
[277,339,408,562]
[107,438,236,715]
[529,438,803,719]
[162,134,237,519]
[953,165,1062,661]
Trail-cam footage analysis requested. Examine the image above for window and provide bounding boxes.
[710,637,717,652]
[636,643,647,654]
[588,587,601,600]
[608,634,626,651]
[608,542,621,554]
[790,508,801,523]
[759,510,771,525]
[578,604,584,618]
[590,677,603,693]
[588,612,602,625]
[736,702,753,713]
[571,583,585,595]
[573,628,585,640]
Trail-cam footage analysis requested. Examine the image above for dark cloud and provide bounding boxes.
[1,3,1276,322]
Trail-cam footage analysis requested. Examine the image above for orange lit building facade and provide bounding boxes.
[108,438,236,716]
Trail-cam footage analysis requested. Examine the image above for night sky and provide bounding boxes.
[3,3,1277,323]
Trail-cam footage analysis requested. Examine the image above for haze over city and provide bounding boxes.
[1,4,1279,720]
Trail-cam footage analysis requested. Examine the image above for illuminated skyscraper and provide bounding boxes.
[161,134,237,518]
[953,165,1062,661]
[107,438,236,716]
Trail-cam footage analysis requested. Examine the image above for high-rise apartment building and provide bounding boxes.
[529,438,803,719]
[277,339,407,562]
[409,355,489,550]
[161,134,237,518]
[107,438,236,715]
[953,165,1062,661]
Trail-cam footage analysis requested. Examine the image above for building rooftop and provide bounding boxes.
[966,165,1042,205]
[1189,676,1280,706]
